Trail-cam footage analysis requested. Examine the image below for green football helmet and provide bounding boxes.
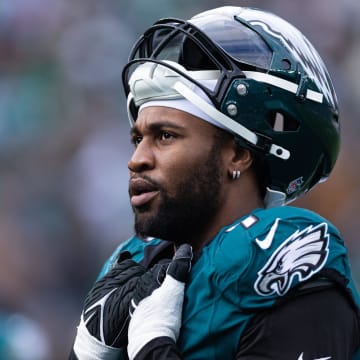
[122,6,340,207]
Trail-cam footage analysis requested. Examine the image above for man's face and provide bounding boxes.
[128,106,227,244]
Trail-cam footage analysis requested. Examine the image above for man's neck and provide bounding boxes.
[188,196,264,252]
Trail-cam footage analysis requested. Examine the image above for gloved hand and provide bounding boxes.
[127,244,193,360]
[73,251,147,359]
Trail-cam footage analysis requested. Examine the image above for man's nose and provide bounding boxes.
[128,139,155,173]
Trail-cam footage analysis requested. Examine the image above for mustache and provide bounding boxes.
[128,174,165,196]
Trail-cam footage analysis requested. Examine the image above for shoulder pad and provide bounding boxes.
[217,207,347,309]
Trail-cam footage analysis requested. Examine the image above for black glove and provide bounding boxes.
[72,251,148,359]
[129,258,170,314]
[127,244,193,360]
[130,244,192,310]
[82,251,146,347]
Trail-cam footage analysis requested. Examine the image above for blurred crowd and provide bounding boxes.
[0,0,359,358]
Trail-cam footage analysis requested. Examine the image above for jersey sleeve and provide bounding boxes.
[236,284,360,359]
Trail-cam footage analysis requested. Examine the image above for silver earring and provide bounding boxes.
[232,170,241,180]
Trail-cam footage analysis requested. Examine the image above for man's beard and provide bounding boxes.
[133,144,223,244]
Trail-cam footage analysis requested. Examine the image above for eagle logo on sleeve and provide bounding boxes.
[254,223,329,296]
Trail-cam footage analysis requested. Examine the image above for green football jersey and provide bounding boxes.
[98,206,360,359]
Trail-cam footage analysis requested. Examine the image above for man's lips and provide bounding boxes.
[129,178,160,207]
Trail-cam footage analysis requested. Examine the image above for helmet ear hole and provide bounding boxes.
[266,111,300,132]
[281,59,292,70]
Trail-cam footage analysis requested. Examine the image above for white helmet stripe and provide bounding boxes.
[243,71,324,103]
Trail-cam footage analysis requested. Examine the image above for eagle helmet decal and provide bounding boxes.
[254,223,329,296]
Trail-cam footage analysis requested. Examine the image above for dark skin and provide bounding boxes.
[128,106,264,251]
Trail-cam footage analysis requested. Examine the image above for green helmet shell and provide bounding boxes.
[122,6,340,205]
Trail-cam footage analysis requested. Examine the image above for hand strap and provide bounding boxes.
[73,314,123,360]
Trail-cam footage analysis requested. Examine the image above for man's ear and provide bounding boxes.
[230,144,253,174]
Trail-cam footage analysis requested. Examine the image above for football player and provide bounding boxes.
[70,6,360,360]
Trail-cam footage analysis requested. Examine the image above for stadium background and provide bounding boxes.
[0,0,359,358]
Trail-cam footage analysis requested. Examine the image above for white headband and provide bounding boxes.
[139,82,228,131]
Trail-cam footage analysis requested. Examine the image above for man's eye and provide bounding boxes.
[132,136,142,146]
[160,132,174,141]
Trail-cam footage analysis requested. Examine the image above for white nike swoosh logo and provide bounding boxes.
[255,218,280,250]
[297,352,332,360]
